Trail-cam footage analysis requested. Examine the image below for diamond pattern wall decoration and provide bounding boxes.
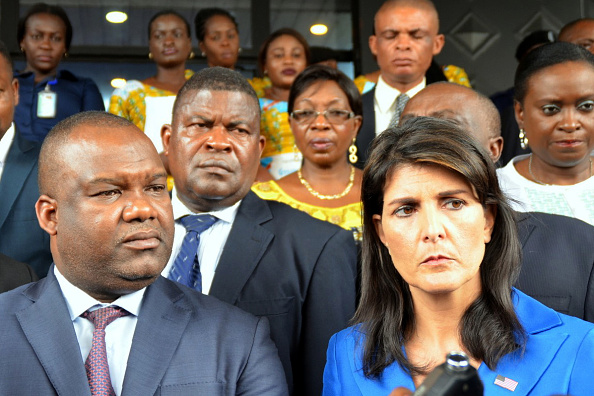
[448,12,500,59]
[515,9,563,40]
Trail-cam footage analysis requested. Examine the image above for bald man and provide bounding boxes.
[559,18,594,54]
[0,111,287,395]
[401,82,503,162]
[400,82,594,323]
[355,0,448,168]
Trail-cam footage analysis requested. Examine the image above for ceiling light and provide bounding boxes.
[111,78,127,89]
[310,24,328,35]
[106,11,128,24]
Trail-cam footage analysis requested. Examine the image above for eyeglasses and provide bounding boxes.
[290,109,356,125]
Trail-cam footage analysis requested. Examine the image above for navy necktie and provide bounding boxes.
[168,214,218,291]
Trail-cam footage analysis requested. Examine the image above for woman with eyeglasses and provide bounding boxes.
[253,65,363,242]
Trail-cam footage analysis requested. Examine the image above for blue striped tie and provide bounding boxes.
[168,214,218,291]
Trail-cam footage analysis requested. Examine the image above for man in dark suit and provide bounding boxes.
[400,82,594,322]
[0,111,287,395]
[0,40,52,278]
[355,0,446,168]
[161,67,357,395]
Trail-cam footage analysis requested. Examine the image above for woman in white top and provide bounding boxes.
[498,42,594,225]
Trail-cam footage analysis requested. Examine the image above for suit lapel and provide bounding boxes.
[121,277,193,395]
[16,271,91,395]
[355,88,376,168]
[0,131,39,229]
[209,192,274,305]
[516,212,536,247]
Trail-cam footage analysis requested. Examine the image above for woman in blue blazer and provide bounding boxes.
[323,117,594,395]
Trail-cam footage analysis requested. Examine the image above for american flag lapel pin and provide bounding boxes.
[494,374,518,391]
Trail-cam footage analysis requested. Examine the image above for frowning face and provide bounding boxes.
[373,163,494,298]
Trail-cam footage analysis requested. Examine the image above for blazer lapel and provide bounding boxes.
[0,131,39,229]
[209,192,274,305]
[121,277,193,395]
[16,271,91,395]
[479,290,567,395]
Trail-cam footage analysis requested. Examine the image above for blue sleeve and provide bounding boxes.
[323,333,342,396]
[237,316,289,396]
[80,78,105,111]
[569,328,594,392]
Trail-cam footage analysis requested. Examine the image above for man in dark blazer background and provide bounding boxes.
[0,40,52,278]
[0,111,287,395]
[401,82,594,322]
[161,67,358,395]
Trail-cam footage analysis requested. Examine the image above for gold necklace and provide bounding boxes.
[528,153,593,186]
[298,166,356,200]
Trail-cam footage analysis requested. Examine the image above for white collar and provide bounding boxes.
[374,75,426,113]
[54,265,146,321]
[0,123,16,166]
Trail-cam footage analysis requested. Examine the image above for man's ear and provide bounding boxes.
[161,124,172,156]
[433,34,445,55]
[36,195,58,236]
[369,35,378,57]
[488,136,504,163]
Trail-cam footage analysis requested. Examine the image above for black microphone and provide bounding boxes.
[413,351,483,396]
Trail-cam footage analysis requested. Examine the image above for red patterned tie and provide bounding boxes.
[82,306,129,396]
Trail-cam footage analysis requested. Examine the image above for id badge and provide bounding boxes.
[37,88,57,118]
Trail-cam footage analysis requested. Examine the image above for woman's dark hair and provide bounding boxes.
[148,10,191,40]
[17,3,73,50]
[194,8,238,43]
[288,65,362,117]
[514,41,594,103]
[257,28,311,77]
[354,116,525,378]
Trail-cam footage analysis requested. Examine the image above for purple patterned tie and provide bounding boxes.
[82,306,129,396]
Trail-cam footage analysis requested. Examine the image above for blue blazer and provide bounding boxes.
[323,290,594,395]
[0,129,52,277]
[0,268,288,395]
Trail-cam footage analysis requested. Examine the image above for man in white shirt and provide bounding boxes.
[0,111,287,395]
[161,66,357,396]
[355,0,445,167]
[0,40,52,278]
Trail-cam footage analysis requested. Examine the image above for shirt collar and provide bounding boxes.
[375,75,427,112]
[54,265,146,321]
[0,123,15,167]
[171,186,241,225]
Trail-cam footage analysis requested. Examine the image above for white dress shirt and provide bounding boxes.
[163,187,240,294]
[373,75,426,135]
[54,266,145,396]
[0,123,15,180]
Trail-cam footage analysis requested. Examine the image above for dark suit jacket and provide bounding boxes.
[0,268,288,395]
[0,130,52,277]
[0,253,38,293]
[515,212,594,322]
[207,192,358,396]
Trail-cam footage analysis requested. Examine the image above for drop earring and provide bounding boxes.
[189,51,195,59]
[519,128,529,149]
[148,52,153,59]
[348,139,358,164]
